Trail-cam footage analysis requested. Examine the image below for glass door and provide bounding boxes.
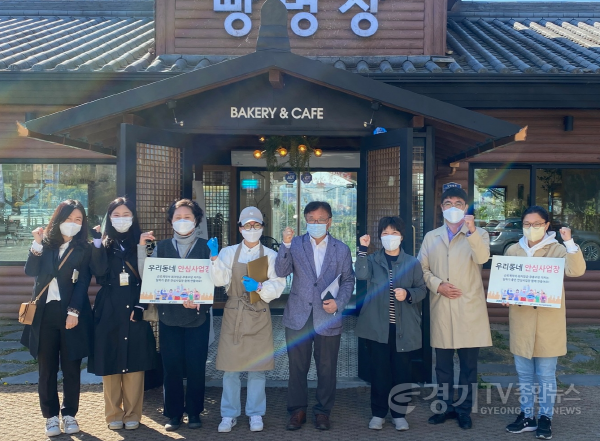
[239,170,358,306]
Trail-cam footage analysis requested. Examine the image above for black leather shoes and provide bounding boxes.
[315,414,330,430]
[428,410,458,425]
[165,417,182,431]
[458,413,472,430]
[286,410,306,430]
[188,415,202,429]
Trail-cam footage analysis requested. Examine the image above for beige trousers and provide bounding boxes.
[102,371,145,424]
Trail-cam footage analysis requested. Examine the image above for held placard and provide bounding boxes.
[139,258,214,304]
[486,255,565,309]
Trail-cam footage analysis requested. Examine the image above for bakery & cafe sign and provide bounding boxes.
[231,106,324,120]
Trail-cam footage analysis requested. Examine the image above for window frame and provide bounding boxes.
[469,163,600,270]
[0,158,117,266]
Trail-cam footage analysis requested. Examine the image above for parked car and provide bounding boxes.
[486,218,600,261]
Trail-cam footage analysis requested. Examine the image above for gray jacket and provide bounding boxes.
[355,248,427,352]
[275,233,355,336]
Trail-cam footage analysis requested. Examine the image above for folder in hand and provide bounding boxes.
[321,274,341,302]
[247,255,269,304]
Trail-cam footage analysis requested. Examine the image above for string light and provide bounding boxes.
[314,148,323,157]
[253,150,263,159]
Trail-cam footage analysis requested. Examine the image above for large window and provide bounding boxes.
[472,165,600,268]
[0,163,116,262]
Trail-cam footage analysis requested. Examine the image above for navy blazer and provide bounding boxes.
[20,241,93,361]
[275,233,355,336]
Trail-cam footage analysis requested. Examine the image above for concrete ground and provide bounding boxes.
[2,317,600,440]
[1,383,599,441]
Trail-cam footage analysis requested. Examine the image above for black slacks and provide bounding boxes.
[285,313,341,416]
[366,323,413,419]
[38,301,82,418]
[159,318,210,419]
[435,347,480,415]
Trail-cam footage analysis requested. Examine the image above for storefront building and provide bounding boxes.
[1,0,599,379]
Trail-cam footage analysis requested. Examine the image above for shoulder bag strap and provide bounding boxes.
[125,260,140,281]
[32,247,74,304]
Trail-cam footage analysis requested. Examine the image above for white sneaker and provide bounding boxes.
[369,416,384,430]
[45,416,61,437]
[249,415,264,432]
[125,421,140,430]
[61,415,80,434]
[393,417,409,431]
[108,421,123,430]
[218,417,237,433]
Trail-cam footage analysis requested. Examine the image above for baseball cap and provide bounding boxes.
[239,206,263,225]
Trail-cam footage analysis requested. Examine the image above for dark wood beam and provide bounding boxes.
[17,121,116,156]
[269,69,284,89]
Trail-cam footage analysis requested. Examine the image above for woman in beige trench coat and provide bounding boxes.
[504,206,585,440]
[208,207,286,434]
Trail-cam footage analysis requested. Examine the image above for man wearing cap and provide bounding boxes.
[275,201,355,431]
[208,207,286,433]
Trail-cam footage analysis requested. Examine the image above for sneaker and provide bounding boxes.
[165,416,182,432]
[393,417,409,431]
[188,415,202,429]
[61,415,80,434]
[506,412,537,433]
[249,415,263,432]
[218,417,237,433]
[368,416,384,430]
[45,416,61,437]
[108,421,124,430]
[536,415,552,439]
[124,421,140,430]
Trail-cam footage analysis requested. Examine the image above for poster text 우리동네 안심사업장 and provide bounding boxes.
[139,258,215,304]
[487,255,565,309]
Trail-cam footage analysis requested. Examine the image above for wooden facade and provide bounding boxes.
[155,0,447,56]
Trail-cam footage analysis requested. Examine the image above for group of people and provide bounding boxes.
[19,187,585,440]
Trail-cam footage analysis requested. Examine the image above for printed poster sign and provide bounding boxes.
[139,258,214,304]
[487,256,565,308]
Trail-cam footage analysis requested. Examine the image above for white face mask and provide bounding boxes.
[111,216,133,233]
[60,222,82,238]
[241,229,263,243]
[443,207,465,224]
[172,219,195,236]
[381,235,402,251]
[523,226,546,242]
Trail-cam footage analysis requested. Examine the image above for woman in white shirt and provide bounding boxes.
[208,206,286,433]
[20,200,93,438]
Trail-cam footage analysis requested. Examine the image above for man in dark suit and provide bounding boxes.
[275,201,355,431]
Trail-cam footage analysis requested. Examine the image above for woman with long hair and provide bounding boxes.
[20,199,93,437]
[88,197,156,431]
[137,198,211,432]
[504,206,585,440]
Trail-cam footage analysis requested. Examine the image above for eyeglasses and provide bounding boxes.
[523,222,546,229]
[442,202,465,209]
[306,217,331,224]
[242,223,263,230]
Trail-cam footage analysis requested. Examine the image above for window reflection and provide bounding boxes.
[0,163,116,261]
[536,168,600,262]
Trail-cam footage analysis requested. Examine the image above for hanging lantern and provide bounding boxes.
[258,136,266,143]
[314,148,323,157]
[277,147,288,157]
[298,144,307,153]
[253,150,263,159]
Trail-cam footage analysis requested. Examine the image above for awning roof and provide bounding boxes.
[19,0,526,163]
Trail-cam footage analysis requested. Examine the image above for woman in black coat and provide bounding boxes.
[20,199,93,438]
[88,197,156,431]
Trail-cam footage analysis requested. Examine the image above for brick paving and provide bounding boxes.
[1,384,599,441]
